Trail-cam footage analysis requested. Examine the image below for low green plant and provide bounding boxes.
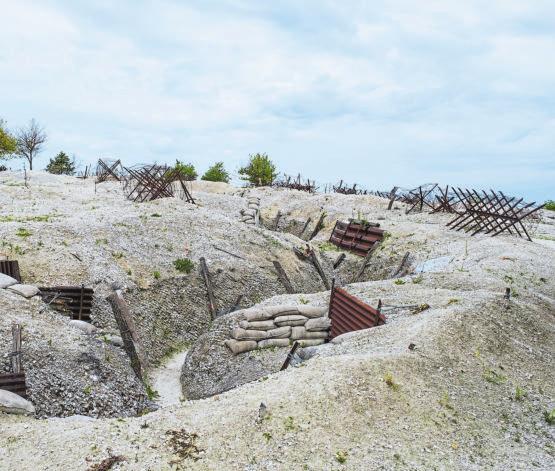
[544,200,555,211]
[145,384,159,400]
[394,279,405,285]
[335,450,348,464]
[112,251,124,259]
[439,392,454,410]
[483,369,507,385]
[95,238,108,245]
[201,162,230,183]
[319,242,341,252]
[153,271,161,279]
[173,258,194,273]
[299,296,309,305]
[384,372,400,391]
[412,275,424,284]
[544,408,555,424]
[16,227,32,238]
[262,432,272,442]
[447,298,460,305]
[284,416,296,431]
[83,385,92,395]
[515,386,527,401]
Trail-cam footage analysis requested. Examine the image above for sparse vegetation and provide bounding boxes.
[544,408,555,425]
[514,386,527,401]
[394,279,405,285]
[544,200,555,211]
[16,227,32,238]
[239,153,277,186]
[384,372,400,391]
[335,450,348,464]
[173,160,198,180]
[173,258,194,273]
[483,369,507,385]
[284,416,297,431]
[201,162,230,183]
[153,270,161,279]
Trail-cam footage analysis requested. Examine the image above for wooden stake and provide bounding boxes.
[273,211,282,230]
[200,257,218,319]
[273,260,295,294]
[300,217,312,237]
[352,242,381,283]
[333,253,346,269]
[391,252,410,278]
[11,324,22,374]
[280,341,300,370]
[308,212,326,240]
[106,290,144,380]
[309,249,330,290]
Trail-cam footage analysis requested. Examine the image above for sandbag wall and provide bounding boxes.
[239,196,260,226]
[225,305,331,355]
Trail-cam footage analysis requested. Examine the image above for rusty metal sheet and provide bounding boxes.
[0,260,21,282]
[39,286,94,321]
[329,287,385,340]
[0,373,27,398]
[329,220,384,257]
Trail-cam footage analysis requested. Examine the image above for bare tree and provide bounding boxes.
[16,119,47,170]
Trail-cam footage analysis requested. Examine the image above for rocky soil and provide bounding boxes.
[0,170,554,470]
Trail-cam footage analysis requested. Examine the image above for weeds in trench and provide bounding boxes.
[111,251,124,259]
[95,238,108,245]
[515,386,527,401]
[298,296,309,304]
[145,383,159,400]
[384,372,400,391]
[262,432,272,442]
[284,416,297,431]
[153,270,161,279]
[319,241,341,252]
[394,279,405,285]
[483,369,507,385]
[174,258,194,273]
[165,429,203,463]
[447,298,460,306]
[16,227,32,238]
[412,275,424,284]
[544,408,555,425]
[335,450,348,464]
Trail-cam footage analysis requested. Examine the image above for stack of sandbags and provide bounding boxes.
[225,305,331,355]
[239,196,260,225]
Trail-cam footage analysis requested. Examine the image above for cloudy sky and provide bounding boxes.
[1,1,553,200]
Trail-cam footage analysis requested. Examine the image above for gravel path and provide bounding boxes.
[150,350,189,407]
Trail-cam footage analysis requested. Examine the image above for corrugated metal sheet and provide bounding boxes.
[329,220,384,257]
[0,373,27,398]
[0,260,21,282]
[329,287,385,339]
[39,286,94,321]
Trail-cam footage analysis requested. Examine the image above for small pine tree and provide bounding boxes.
[201,162,230,183]
[238,153,277,187]
[174,160,197,180]
[46,151,75,175]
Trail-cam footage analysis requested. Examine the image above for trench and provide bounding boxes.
[149,348,189,407]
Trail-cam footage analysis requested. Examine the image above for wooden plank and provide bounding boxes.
[11,324,22,374]
[106,290,144,380]
[200,257,218,320]
[352,242,381,283]
[309,249,330,290]
[280,342,300,370]
[308,212,326,240]
[272,261,295,294]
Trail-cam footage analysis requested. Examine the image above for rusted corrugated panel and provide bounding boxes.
[329,287,385,339]
[0,373,27,398]
[0,260,21,282]
[329,221,385,257]
[39,286,94,322]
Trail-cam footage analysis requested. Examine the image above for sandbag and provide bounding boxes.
[291,326,306,340]
[297,339,326,347]
[232,327,268,340]
[266,326,291,339]
[238,320,276,331]
[258,338,290,349]
[274,315,307,327]
[298,306,328,318]
[225,339,258,355]
[300,331,329,340]
[305,317,331,332]
[243,306,299,322]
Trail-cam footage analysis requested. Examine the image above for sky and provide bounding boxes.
[0,0,554,200]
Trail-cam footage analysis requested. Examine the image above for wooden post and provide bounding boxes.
[391,252,410,278]
[387,187,398,210]
[273,261,295,294]
[200,257,218,319]
[273,211,282,230]
[333,253,346,269]
[78,284,84,320]
[11,323,22,374]
[352,241,381,283]
[309,249,330,290]
[300,217,312,238]
[309,212,326,240]
[280,342,300,371]
[229,294,244,313]
[504,287,511,300]
[106,290,144,380]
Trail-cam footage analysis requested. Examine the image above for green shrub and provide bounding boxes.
[173,160,197,180]
[153,270,161,279]
[46,151,75,175]
[201,162,230,183]
[239,153,277,186]
[16,228,32,238]
[544,200,555,211]
[173,258,194,273]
